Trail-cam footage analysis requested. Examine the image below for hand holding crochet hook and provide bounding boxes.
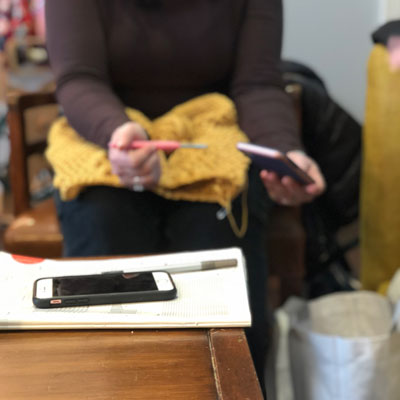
[108,121,162,192]
[108,121,207,192]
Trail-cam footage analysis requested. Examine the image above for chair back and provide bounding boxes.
[5,90,62,258]
[7,91,58,215]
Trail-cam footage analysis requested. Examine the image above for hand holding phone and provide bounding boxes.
[33,270,177,308]
[237,142,314,185]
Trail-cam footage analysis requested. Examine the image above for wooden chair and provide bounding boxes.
[4,90,63,257]
[4,85,306,307]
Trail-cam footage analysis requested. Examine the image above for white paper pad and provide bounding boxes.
[0,247,251,329]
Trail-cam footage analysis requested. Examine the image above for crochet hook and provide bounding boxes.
[110,140,207,152]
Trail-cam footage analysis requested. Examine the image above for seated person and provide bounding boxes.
[45,0,326,392]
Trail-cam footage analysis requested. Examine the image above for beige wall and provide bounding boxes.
[283,0,383,124]
[385,0,400,20]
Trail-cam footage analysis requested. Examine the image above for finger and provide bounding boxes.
[260,171,287,203]
[135,159,159,188]
[131,176,145,192]
[286,151,326,197]
[118,174,136,187]
[260,170,281,190]
[108,147,133,168]
[111,146,157,174]
[128,148,160,176]
[304,166,326,196]
[281,176,317,202]
[110,161,120,176]
[120,152,161,188]
[281,175,302,194]
[261,171,314,205]
[277,178,304,205]
[109,122,148,148]
[278,192,314,207]
[119,171,158,191]
[137,173,158,189]
[118,174,148,191]
[128,145,158,170]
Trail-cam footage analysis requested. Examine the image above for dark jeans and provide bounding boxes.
[55,166,272,391]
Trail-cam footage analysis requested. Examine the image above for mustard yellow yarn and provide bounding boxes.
[360,45,400,291]
[46,93,250,213]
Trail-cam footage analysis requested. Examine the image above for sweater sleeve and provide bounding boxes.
[45,0,130,148]
[230,0,302,153]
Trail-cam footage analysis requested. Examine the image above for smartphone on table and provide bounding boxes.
[33,270,177,309]
[237,142,314,185]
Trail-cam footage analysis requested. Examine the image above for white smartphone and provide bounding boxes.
[237,142,314,185]
[32,270,177,308]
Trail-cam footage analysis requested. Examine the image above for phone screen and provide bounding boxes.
[53,273,158,296]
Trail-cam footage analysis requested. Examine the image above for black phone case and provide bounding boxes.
[32,271,177,309]
[237,142,314,185]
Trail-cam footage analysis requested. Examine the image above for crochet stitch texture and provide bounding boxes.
[46,93,250,210]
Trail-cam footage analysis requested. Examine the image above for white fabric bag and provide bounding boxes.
[269,289,400,400]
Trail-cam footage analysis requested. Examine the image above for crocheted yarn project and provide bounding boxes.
[361,45,400,292]
[46,93,250,212]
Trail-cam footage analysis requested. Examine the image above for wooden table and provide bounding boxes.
[0,328,263,399]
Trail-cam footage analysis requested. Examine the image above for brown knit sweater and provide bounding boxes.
[45,0,300,152]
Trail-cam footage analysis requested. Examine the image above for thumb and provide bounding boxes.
[109,122,148,149]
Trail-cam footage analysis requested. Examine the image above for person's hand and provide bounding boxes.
[260,150,326,206]
[388,35,400,71]
[108,121,161,191]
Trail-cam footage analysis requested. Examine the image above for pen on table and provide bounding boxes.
[109,140,207,152]
[164,258,238,274]
[102,259,238,275]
